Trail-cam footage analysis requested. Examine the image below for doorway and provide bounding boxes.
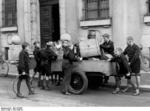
[40,0,60,47]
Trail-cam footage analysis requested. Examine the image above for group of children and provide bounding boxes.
[110,37,141,96]
[16,33,81,97]
[16,33,141,97]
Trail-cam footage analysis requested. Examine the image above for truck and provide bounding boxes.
[51,59,116,94]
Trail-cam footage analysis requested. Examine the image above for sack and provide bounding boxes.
[79,39,101,57]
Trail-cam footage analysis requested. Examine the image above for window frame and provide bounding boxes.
[2,0,17,28]
[83,0,110,21]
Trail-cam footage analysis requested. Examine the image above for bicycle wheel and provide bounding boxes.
[0,61,9,77]
[12,76,30,98]
[7,77,17,99]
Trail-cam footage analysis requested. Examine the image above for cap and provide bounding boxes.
[22,42,29,48]
[33,41,40,45]
[61,33,71,41]
[102,33,109,38]
[127,36,134,41]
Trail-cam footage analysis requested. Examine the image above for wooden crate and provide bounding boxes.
[79,39,101,57]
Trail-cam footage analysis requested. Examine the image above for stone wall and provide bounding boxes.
[0,0,150,60]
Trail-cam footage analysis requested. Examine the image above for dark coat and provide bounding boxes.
[62,46,80,70]
[40,47,57,66]
[33,47,41,72]
[18,49,30,74]
[111,54,130,76]
[63,47,79,63]
[100,40,114,55]
[123,44,141,73]
[33,47,41,64]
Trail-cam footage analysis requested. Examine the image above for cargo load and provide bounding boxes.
[79,39,101,58]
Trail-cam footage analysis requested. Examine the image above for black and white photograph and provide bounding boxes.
[0,0,150,109]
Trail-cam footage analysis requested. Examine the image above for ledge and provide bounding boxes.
[0,26,18,32]
[80,19,111,27]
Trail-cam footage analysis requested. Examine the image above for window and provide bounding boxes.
[2,0,17,27]
[88,30,96,39]
[83,0,109,20]
[147,0,150,15]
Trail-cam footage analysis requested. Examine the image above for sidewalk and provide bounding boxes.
[108,71,150,91]
[8,63,34,77]
[7,63,150,91]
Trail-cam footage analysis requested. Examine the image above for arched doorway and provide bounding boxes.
[39,0,60,47]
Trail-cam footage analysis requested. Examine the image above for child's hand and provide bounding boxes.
[22,72,26,75]
[107,59,111,62]
[79,57,83,61]
[126,73,130,77]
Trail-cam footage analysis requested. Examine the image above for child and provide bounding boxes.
[40,42,57,90]
[32,41,41,87]
[110,48,136,94]
[61,33,82,95]
[123,36,141,96]
[53,40,63,86]
[17,42,34,97]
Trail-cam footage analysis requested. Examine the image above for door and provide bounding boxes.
[52,4,60,41]
[40,6,53,47]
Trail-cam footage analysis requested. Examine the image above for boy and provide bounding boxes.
[100,34,114,84]
[32,41,41,87]
[61,33,82,95]
[17,42,34,97]
[123,36,141,96]
[110,48,136,94]
[40,42,57,90]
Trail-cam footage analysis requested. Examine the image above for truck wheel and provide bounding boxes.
[69,71,88,94]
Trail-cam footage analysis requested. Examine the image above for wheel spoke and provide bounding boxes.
[71,74,84,90]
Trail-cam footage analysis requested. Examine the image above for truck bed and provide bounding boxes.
[51,60,116,76]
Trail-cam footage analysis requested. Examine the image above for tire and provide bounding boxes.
[12,75,31,97]
[0,61,9,77]
[69,71,88,94]
[12,76,19,95]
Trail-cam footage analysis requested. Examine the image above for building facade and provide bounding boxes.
[0,0,150,60]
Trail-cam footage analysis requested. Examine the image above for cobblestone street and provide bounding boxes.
[1,76,150,107]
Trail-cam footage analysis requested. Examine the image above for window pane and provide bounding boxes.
[99,0,109,9]
[148,0,150,14]
[3,0,17,27]
[87,0,98,10]
[87,10,98,19]
[99,0,109,19]
[99,9,109,19]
